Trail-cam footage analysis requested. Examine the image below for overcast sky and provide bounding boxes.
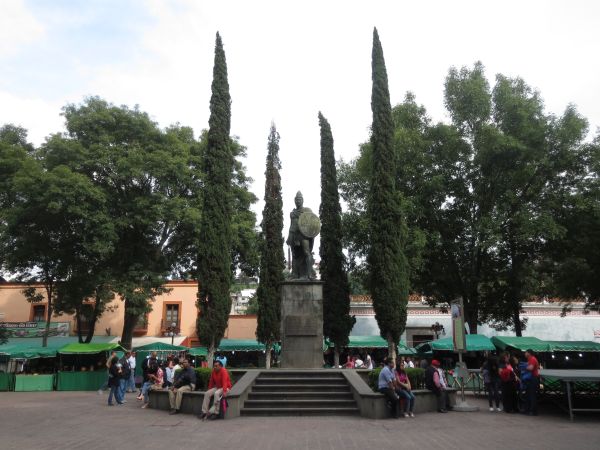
[2,0,600,243]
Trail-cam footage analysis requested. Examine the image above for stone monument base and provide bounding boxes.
[280,280,323,369]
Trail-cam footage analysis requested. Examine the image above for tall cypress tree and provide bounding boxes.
[367,28,408,361]
[196,32,234,365]
[319,112,355,367]
[256,124,285,369]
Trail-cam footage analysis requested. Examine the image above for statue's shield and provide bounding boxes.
[298,211,321,238]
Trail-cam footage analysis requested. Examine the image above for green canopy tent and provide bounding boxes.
[343,335,416,355]
[546,341,600,352]
[490,336,551,353]
[57,342,126,391]
[0,338,100,392]
[188,347,208,357]
[416,334,496,353]
[133,341,189,376]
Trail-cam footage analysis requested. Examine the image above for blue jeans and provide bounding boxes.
[118,378,127,401]
[108,385,121,405]
[141,381,153,403]
[397,389,415,413]
[126,370,136,392]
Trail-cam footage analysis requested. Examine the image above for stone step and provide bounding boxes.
[248,391,354,400]
[254,377,347,385]
[258,371,345,379]
[240,407,360,416]
[244,399,357,409]
[251,384,351,392]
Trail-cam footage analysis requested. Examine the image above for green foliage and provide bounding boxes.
[194,367,214,390]
[367,28,409,352]
[256,124,285,348]
[319,112,355,351]
[367,367,425,391]
[197,33,235,359]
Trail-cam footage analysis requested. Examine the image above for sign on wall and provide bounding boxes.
[0,321,69,338]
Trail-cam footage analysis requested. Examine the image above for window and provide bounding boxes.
[32,305,46,322]
[165,304,180,327]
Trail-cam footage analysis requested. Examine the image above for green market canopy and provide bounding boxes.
[188,339,281,355]
[0,336,116,359]
[133,342,188,352]
[547,341,600,352]
[58,342,126,354]
[490,336,551,352]
[325,336,416,355]
[416,334,496,353]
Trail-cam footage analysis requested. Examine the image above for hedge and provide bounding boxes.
[368,367,425,391]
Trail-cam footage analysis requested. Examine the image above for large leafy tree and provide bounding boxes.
[196,32,235,365]
[318,112,355,366]
[256,124,285,368]
[367,28,409,360]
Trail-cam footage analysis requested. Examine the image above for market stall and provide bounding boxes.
[56,342,125,391]
[0,340,66,391]
[133,341,188,376]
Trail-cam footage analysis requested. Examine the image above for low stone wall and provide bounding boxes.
[149,370,260,418]
[343,371,457,419]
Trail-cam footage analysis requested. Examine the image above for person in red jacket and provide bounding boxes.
[199,360,232,420]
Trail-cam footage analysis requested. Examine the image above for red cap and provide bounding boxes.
[431,359,441,367]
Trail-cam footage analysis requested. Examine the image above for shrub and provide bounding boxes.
[194,368,213,390]
[367,367,425,391]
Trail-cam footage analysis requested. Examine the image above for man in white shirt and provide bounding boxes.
[126,351,137,392]
[405,357,415,368]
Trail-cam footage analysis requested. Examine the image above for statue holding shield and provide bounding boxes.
[286,191,320,280]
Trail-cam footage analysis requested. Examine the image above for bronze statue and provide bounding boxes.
[286,191,320,279]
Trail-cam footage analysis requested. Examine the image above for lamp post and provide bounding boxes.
[431,322,445,340]
[166,322,179,345]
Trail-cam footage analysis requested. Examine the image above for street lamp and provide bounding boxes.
[166,322,179,345]
[431,322,445,340]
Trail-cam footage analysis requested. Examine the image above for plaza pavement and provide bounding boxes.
[0,391,598,450]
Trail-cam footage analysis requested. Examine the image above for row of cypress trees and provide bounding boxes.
[199,29,408,364]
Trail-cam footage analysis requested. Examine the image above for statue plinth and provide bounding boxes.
[280,280,324,369]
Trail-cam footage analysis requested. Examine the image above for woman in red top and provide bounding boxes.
[499,353,519,413]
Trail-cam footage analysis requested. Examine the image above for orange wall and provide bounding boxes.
[0,281,258,341]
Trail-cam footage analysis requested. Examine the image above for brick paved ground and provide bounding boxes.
[0,392,598,450]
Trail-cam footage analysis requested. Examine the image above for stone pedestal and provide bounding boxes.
[280,280,323,369]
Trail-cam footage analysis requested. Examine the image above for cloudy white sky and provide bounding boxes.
[1,0,600,231]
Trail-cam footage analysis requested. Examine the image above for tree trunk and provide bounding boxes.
[207,343,215,368]
[120,299,137,350]
[334,347,340,368]
[84,296,102,343]
[386,335,397,364]
[42,284,53,348]
[513,307,523,337]
[265,343,272,369]
[75,306,84,343]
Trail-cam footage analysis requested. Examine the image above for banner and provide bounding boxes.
[0,321,69,338]
[451,299,466,352]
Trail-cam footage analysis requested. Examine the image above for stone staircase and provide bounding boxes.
[240,370,359,416]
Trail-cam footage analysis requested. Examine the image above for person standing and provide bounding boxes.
[524,349,540,416]
[164,359,175,388]
[365,353,373,370]
[118,352,131,402]
[107,356,123,406]
[127,351,137,392]
[199,360,232,420]
[378,357,400,418]
[168,359,196,415]
[499,353,519,413]
[405,357,415,369]
[482,355,501,411]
